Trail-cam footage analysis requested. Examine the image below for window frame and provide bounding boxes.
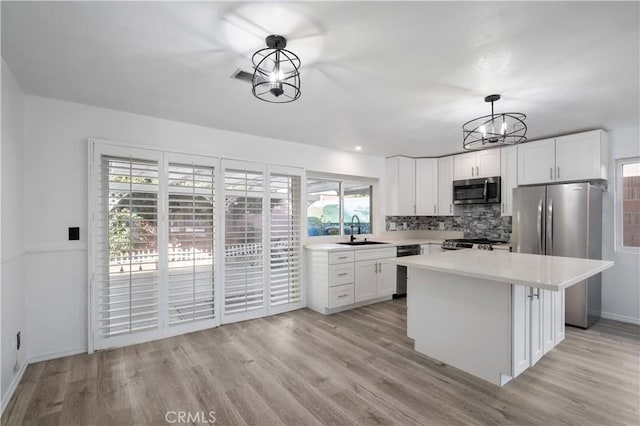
[615,156,640,253]
[306,173,376,240]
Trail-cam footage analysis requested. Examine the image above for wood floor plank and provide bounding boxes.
[2,300,639,426]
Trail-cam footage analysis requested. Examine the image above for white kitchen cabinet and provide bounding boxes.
[307,247,397,315]
[518,138,556,185]
[437,156,455,216]
[555,131,607,182]
[453,152,476,180]
[354,260,378,302]
[530,287,543,366]
[386,156,416,216]
[541,289,554,354]
[376,261,396,297]
[518,130,607,185]
[454,150,501,180]
[500,145,518,216]
[355,247,397,301]
[513,285,561,378]
[415,158,438,215]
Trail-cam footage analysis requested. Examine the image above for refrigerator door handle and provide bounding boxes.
[483,180,488,201]
[547,198,554,256]
[537,199,543,255]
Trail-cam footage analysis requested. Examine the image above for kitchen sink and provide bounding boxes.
[337,241,389,246]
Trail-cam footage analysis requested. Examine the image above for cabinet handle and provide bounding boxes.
[378,262,382,273]
[338,256,348,259]
[476,166,479,176]
[533,289,540,299]
[550,167,553,179]
[502,203,505,213]
[421,248,424,255]
[471,166,474,177]
[449,204,452,213]
[557,166,560,180]
[337,294,348,299]
[414,204,416,214]
[433,205,436,214]
[338,273,348,277]
[527,288,534,299]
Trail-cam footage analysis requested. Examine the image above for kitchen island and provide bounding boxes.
[387,250,614,386]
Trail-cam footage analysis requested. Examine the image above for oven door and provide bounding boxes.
[453,177,501,204]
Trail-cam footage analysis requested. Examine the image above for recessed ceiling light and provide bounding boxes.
[355,146,362,151]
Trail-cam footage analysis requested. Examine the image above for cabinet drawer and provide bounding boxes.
[354,247,397,261]
[328,251,354,264]
[328,284,354,308]
[328,263,354,286]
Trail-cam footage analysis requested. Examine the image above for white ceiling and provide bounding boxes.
[2,1,638,157]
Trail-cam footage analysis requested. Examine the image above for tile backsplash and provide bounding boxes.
[386,204,512,241]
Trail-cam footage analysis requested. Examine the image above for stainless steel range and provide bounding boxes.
[441,238,511,251]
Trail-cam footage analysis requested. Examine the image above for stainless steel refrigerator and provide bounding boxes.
[512,183,602,328]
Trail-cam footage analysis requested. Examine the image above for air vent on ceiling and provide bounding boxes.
[231,69,254,83]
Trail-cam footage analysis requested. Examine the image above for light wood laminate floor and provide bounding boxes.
[3,299,639,425]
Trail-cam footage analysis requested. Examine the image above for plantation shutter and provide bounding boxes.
[268,170,303,308]
[223,162,266,319]
[96,156,160,339]
[167,161,215,326]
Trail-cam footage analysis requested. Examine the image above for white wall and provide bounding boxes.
[1,59,27,409]
[602,125,640,324]
[22,95,386,360]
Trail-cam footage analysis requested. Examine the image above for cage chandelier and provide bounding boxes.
[252,35,301,103]
[462,94,527,150]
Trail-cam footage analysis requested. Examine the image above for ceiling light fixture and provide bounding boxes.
[252,35,301,103]
[462,94,526,150]
[355,146,362,151]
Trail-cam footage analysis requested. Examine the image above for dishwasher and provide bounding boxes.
[394,244,421,298]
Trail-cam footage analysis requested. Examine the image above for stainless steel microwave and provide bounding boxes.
[453,177,501,204]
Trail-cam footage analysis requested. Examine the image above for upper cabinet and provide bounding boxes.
[386,156,416,216]
[454,149,501,180]
[500,145,518,216]
[437,156,455,216]
[415,158,438,215]
[555,131,607,182]
[517,138,555,185]
[518,130,608,185]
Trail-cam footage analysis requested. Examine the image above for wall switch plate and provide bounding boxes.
[389,222,397,231]
[439,222,445,230]
[69,227,80,241]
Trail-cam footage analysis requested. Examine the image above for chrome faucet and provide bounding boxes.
[350,214,361,242]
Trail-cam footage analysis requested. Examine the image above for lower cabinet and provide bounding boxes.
[354,258,396,302]
[513,285,565,378]
[307,247,397,314]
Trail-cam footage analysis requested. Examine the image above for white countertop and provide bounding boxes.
[304,238,445,251]
[386,250,614,291]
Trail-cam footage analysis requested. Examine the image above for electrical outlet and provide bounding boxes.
[439,222,445,231]
[402,222,408,230]
[389,222,397,231]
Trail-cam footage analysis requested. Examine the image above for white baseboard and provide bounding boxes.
[1,360,28,415]
[28,347,87,364]
[601,312,640,325]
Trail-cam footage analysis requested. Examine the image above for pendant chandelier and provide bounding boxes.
[252,35,301,103]
[462,94,526,150]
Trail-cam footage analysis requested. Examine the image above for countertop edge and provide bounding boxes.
[386,256,614,291]
[304,239,446,251]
